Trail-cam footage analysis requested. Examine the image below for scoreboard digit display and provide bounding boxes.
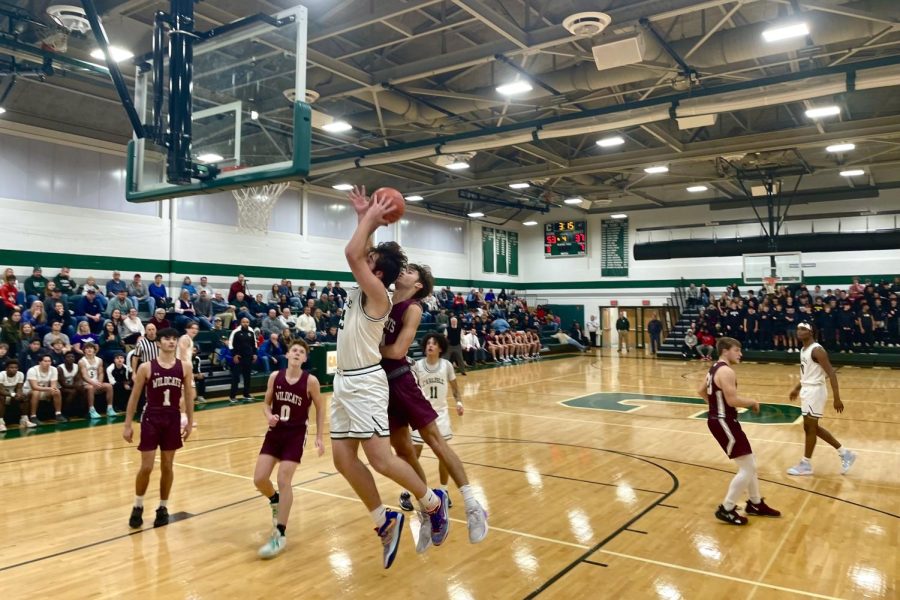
[544,220,587,257]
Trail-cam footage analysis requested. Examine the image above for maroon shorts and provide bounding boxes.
[387,370,438,431]
[707,418,752,459]
[259,426,307,463]
[138,411,183,452]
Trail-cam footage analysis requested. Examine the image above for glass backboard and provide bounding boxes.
[126,5,310,202]
[742,252,804,284]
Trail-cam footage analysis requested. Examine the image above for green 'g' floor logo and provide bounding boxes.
[561,392,802,425]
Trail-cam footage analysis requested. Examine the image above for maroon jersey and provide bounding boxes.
[272,369,312,431]
[381,298,419,373]
[145,358,184,413]
[706,360,737,420]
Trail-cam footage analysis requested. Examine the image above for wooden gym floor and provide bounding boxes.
[1,350,897,599]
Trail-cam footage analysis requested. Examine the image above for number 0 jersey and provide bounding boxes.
[271,369,312,430]
[145,358,184,414]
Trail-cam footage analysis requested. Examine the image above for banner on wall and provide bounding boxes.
[496,229,508,274]
[482,227,495,273]
[508,231,519,275]
[482,226,518,275]
[601,218,629,277]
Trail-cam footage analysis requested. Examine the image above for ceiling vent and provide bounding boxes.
[46,5,91,35]
[563,12,612,37]
[283,89,319,104]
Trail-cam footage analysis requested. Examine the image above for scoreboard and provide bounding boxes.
[544,220,587,257]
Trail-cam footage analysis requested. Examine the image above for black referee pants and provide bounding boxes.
[230,355,254,398]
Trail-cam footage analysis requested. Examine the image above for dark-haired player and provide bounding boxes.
[698,336,780,525]
[253,339,324,559]
[786,322,856,476]
[123,327,195,529]
[330,186,448,569]
[382,264,488,551]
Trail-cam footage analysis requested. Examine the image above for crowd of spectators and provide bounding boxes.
[680,277,900,359]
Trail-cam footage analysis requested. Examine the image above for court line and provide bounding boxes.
[747,494,814,600]
[594,550,844,600]
[464,407,900,456]
[176,438,248,455]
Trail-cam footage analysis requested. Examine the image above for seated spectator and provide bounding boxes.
[47,339,68,366]
[79,343,114,418]
[47,299,75,339]
[24,266,49,305]
[75,289,104,333]
[683,328,699,358]
[105,270,127,299]
[181,276,198,301]
[127,273,155,314]
[257,333,286,374]
[305,281,318,302]
[149,274,171,309]
[453,293,466,314]
[19,338,44,373]
[120,307,146,345]
[296,306,316,337]
[147,307,170,332]
[57,351,82,411]
[696,330,715,360]
[105,353,132,412]
[106,289,134,317]
[260,308,284,339]
[278,307,296,330]
[24,354,65,425]
[1,271,22,320]
[332,281,347,308]
[250,293,269,321]
[314,308,328,334]
[80,276,109,310]
[174,290,210,331]
[23,300,50,337]
[229,291,254,323]
[0,342,9,371]
[98,320,125,364]
[279,327,296,351]
[0,358,28,430]
[302,329,320,346]
[322,326,338,343]
[228,274,248,302]
[266,284,282,309]
[213,298,236,329]
[42,320,71,352]
[462,328,488,365]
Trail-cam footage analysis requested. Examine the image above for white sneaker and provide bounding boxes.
[840,450,857,475]
[88,407,102,419]
[0,419,6,432]
[20,416,36,428]
[787,460,813,476]
[258,532,286,559]
[414,511,432,554]
[466,501,489,544]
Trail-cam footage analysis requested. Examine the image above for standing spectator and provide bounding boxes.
[106,289,135,317]
[228,317,257,403]
[585,315,599,347]
[743,306,760,350]
[191,345,206,403]
[647,314,663,355]
[24,266,49,304]
[444,316,467,375]
[228,273,248,302]
[149,274,170,309]
[105,270,127,299]
[615,311,630,353]
[127,274,155,314]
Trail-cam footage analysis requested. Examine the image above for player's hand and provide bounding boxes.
[122,425,133,443]
[750,401,761,414]
[233,355,240,364]
[833,398,844,413]
[456,401,464,416]
[268,414,280,427]
[348,185,369,216]
[789,389,799,401]
[364,192,392,226]
[182,422,192,441]
[315,435,325,457]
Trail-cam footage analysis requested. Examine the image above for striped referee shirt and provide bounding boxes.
[134,336,159,365]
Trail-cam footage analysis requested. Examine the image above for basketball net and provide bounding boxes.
[763,276,779,295]
[232,183,289,234]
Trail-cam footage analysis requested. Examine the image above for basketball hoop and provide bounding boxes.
[232,183,289,234]
[763,276,779,295]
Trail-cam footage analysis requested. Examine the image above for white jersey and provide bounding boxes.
[800,342,826,386]
[336,286,391,371]
[0,371,24,396]
[79,356,102,382]
[414,357,456,417]
[59,363,79,386]
[24,365,58,393]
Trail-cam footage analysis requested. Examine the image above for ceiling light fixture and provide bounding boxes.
[762,22,809,43]
[0,107,6,115]
[446,160,470,170]
[596,135,625,148]
[610,213,628,219]
[322,120,352,133]
[644,165,669,174]
[523,220,538,226]
[826,143,855,153]
[564,197,584,204]
[90,46,134,63]
[467,211,485,218]
[196,153,224,164]
[405,195,424,202]
[805,105,840,119]
[686,185,709,193]
[839,169,865,177]
[496,81,533,96]
[509,182,530,189]
[250,110,259,121]
[332,183,354,191]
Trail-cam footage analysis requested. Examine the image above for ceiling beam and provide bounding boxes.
[450,0,528,48]
[308,0,443,43]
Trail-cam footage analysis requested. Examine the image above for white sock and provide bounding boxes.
[134,496,144,508]
[159,499,168,508]
[418,489,440,513]
[837,446,848,456]
[801,457,811,464]
[55,411,62,416]
[370,505,387,529]
[723,501,736,511]
[441,484,449,493]
[459,484,478,510]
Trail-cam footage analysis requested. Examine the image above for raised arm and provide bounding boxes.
[344,187,392,317]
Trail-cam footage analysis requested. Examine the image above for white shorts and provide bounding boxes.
[411,412,452,444]
[800,384,827,418]
[330,366,390,440]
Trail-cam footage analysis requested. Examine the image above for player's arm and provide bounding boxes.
[813,346,843,413]
[96,359,106,384]
[789,379,802,401]
[308,375,325,456]
[696,374,708,400]
[380,303,422,359]
[123,362,150,442]
[344,191,392,318]
[716,367,760,412]
[262,371,279,426]
[181,360,195,440]
[449,377,463,415]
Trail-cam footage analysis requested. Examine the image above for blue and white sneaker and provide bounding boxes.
[415,511,432,554]
[88,407,102,420]
[840,450,857,475]
[429,489,450,546]
[466,501,489,543]
[376,510,404,569]
[258,531,286,559]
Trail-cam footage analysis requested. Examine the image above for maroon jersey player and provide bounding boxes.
[253,339,324,559]
[697,336,780,525]
[123,327,195,529]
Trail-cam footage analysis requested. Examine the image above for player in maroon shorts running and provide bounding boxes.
[253,339,324,559]
[698,336,780,525]
[381,263,488,551]
[123,327,195,529]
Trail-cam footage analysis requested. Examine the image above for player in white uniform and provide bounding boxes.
[411,333,462,493]
[79,343,114,419]
[787,322,856,476]
[330,185,449,570]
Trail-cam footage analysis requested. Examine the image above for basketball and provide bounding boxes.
[372,187,405,223]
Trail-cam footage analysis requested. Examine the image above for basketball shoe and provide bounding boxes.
[745,498,781,517]
[840,450,857,474]
[0,419,5,432]
[429,489,450,545]
[258,531,286,559]
[415,511,432,554]
[88,407,102,419]
[19,416,36,428]
[129,506,143,529]
[376,510,404,569]
[786,459,813,476]
[398,491,414,511]
[715,505,748,525]
[106,405,117,417]
[154,506,169,527]
[55,414,68,423]
[466,501,489,543]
